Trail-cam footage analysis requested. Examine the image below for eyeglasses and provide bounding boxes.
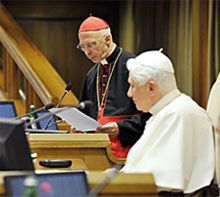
[76,42,97,51]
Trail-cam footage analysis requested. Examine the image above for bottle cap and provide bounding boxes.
[30,105,35,112]
[23,175,38,187]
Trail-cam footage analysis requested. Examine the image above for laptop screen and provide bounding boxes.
[0,101,17,118]
[4,171,90,197]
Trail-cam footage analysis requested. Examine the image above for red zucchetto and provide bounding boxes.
[78,15,109,33]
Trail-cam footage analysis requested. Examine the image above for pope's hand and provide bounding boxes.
[96,122,119,138]
[104,167,118,174]
[216,117,220,133]
[216,125,220,133]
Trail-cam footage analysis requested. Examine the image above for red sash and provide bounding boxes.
[97,108,132,158]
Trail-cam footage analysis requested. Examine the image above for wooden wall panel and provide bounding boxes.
[2,1,120,98]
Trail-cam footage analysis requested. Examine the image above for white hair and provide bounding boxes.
[99,27,113,40]
[127,63,177,93]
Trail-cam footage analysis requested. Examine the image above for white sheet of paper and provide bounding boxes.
[49,107,102,131]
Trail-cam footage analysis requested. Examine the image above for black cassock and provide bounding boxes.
[80,46,151,148]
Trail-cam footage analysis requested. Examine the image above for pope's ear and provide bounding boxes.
[148,81,158,94]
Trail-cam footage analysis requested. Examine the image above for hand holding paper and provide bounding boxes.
[96,122,119,138]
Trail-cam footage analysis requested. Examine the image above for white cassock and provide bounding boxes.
[207,72,220,127]
[122,89,215,193]
[207,72,220,186]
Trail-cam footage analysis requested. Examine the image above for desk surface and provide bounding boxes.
[0,171,157,196]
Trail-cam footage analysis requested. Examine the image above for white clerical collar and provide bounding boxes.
[100,44,116,65]
[149,89,181,115]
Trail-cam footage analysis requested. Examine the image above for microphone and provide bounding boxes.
[14,103,54,120]
[73,100,93,110]
[87,164,123,197]
[44,83,72,129]
[25,100,93,128]
[56,83,72,108]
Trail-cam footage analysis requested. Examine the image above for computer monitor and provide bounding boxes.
[36,111,58,130]
[4,171,90,197]
[0,101,17,118]
[0,118,34,171]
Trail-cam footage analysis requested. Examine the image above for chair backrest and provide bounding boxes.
[207,73,220,187]
[0,101,17,118]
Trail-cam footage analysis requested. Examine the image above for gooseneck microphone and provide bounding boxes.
[14,103,54,120]
[73,100,93,110]
[25,100,93,128]
[87,164,123,197]
[56,83,72,109]
[44,83,72,129]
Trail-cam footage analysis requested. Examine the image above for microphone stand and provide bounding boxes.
[47,119,64,129]
[25,106,71,128]
[14,103,54,120]
[25,100,93,128]
[44,83,72,130]
[87,164,123,197]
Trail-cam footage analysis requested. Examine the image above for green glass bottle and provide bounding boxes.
[29,104,37,129]
[23,175,38,197]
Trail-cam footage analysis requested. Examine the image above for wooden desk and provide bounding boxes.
[0,171,157,196]
[28,133,125,171]
[57,122,71,131]
[88,172,157,196]
[33,158,88,171]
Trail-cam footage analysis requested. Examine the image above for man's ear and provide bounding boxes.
[105,35,111,46]
[148,81,158,95]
